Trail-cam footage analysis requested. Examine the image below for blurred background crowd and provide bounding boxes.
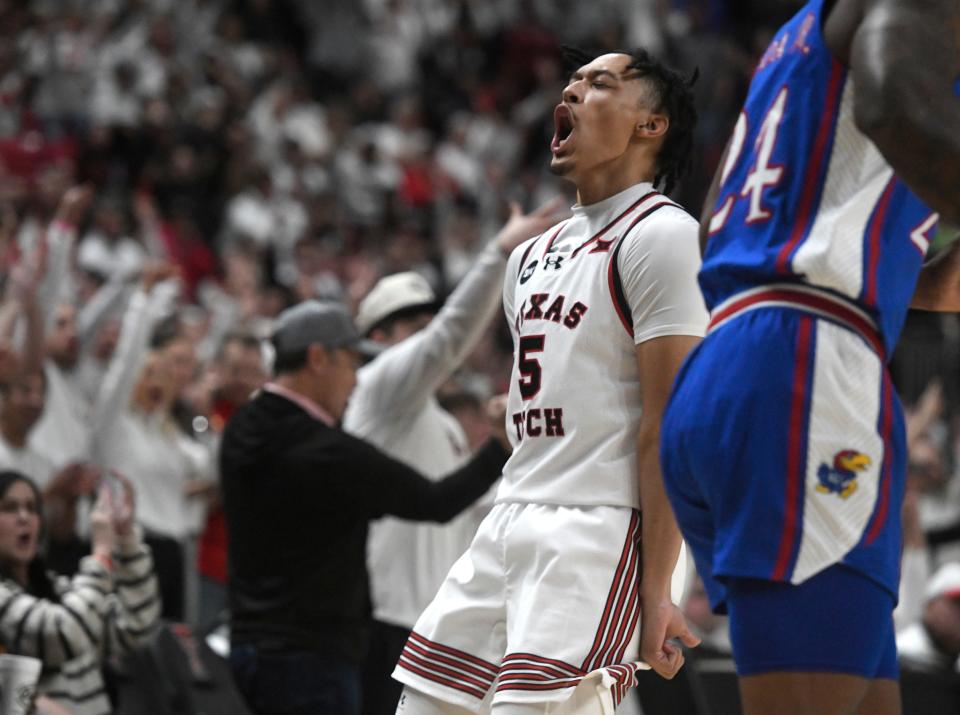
[0,0,958,712]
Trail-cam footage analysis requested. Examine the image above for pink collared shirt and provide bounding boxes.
[262,383,335,426]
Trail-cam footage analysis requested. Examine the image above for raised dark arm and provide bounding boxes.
[831,0,960,224]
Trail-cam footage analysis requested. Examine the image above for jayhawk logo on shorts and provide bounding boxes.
[816,450,871,499]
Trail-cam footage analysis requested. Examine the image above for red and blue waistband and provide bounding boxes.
[707,283,885,359]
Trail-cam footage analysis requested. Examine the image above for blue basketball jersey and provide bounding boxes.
[699,0,940,357]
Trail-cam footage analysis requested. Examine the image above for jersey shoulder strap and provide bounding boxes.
[607,199,683,336]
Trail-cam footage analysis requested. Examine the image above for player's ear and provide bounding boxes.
[635,113,669,140]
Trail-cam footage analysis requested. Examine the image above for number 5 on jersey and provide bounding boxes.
[518,335,545,399]
[513,334,565,441]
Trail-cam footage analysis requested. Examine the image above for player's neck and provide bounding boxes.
[574,160,657,207]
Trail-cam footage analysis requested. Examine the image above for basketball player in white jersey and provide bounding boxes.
[393,48,707,714]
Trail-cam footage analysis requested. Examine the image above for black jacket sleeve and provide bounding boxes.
[337,434,508,522]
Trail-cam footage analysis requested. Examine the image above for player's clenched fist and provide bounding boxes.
[640,598,701,679]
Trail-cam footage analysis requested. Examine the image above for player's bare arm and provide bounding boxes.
[826,0,960,225]
[635,334,702,679]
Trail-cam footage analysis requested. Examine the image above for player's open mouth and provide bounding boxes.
[551,104,576,155]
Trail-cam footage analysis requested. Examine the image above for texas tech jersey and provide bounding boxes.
[498,183,708,509]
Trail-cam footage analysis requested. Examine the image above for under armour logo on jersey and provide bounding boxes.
[543,255,565,271]
[520,260,538,284]
[589,237,615,254]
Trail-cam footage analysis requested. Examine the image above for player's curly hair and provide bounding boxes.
[561,46,699,196]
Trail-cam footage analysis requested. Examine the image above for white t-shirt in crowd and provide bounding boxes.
[92,285,211,541]
[29,362,93,470]
[344,243,507,629]
[0,434,56,489]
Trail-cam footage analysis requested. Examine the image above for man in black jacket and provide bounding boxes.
[221,300,510,715]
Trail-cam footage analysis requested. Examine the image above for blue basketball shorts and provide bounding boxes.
[661,301,905,675]
[728,564,898,678]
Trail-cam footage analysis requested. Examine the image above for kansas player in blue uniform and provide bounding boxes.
[661,1,960,713]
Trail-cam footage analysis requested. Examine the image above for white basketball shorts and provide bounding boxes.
[392,502,686,712]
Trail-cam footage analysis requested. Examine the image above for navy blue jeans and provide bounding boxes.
[230,645,362,715]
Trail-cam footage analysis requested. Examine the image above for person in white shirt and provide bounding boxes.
[29,187,95,472]
[30,187,136,473]
[22,188,138,573]
[344,202,563,715]
[0,373,55,490]
[0,370,98,552]
[92,263,211,620]
[0,229,101,568]
[393,48,706,714]
[896,562,960,674]
[0,245,48,489]
[29,304,92,468]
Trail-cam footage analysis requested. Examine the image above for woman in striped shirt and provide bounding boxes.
[0,469,160,715]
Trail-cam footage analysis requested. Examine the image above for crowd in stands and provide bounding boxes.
[0,0,958,712]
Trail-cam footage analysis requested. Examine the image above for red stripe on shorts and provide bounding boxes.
[772,316,814,580]
[397,649,491,693]
[865,372,894,544]
[501,652,582,674]
[395,657,488,701]
[402,640,497,684]
[406,631,499,676]
[581,512,641,671]
[591,519,641,670]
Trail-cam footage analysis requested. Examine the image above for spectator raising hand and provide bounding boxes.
[52,185,95,229]
[89,471,136,563]
[92,258,211,621]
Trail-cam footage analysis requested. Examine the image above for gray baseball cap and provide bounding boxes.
[271,300,382,358]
